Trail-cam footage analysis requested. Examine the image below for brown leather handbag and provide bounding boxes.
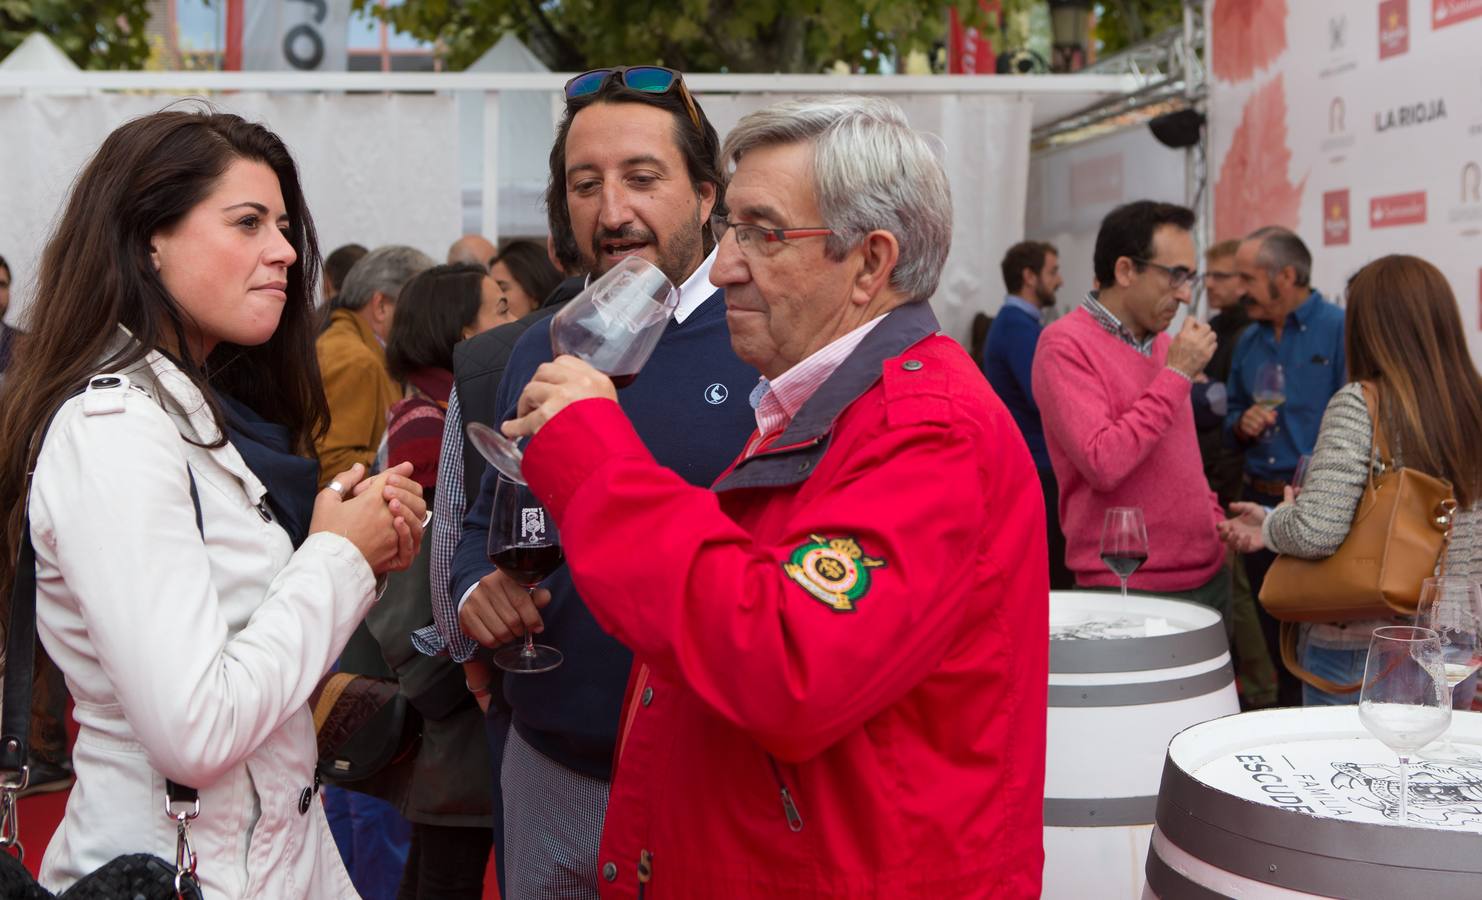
[1258,382,1459,692]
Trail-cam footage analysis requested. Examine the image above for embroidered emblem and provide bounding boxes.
[705,383,729,405]
[782,534,886,612]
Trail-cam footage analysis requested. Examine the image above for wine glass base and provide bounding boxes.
[494,642,563,674]
[465,421,527,484]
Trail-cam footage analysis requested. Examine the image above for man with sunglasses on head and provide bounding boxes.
[494,96,1049,898]
[1032,200,1232,627]
[445,66,756,898]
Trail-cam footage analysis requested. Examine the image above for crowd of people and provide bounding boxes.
[987,208,1482,714]
[0,59,1479,900]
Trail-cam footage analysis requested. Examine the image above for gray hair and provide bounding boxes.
[721,96,952,303]
[335,245,436,311]
[1245,226,1312,288]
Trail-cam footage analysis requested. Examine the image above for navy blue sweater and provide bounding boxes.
[982,302,1050,470]
[451,289,757,778]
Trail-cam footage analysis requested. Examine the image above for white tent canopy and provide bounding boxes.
[0,32,79,72]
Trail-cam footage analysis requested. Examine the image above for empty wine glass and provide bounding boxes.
[1292,454,1311,494]
[1357,626,1451,824]
[1252,363,1286,446]
[468,255,678,484]
[1100,507,1148,599]
[487,475,565,674]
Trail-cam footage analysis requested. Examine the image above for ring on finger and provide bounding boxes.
[420,510,433,529]
[327,480,345,496]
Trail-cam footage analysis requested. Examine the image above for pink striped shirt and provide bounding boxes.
[748,315,886,453]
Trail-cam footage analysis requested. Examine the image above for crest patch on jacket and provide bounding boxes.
[782,534,885,612]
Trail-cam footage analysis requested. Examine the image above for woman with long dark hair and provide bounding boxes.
[1223,255,1482,705]
[0,109,427,896]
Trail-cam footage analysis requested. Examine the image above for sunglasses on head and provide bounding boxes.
[563,66,702,132]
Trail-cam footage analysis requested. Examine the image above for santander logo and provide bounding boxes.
[1435,0,1482,29]
[1323,190,1351,245]
[1370,191,1427,228]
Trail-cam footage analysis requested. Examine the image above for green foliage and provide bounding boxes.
[0,0,152,69]
[1093,0,1185,56]
[360,0,993,73]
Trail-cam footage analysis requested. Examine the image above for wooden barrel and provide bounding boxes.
[1145,707,1482,898]
[1044,591,1239,900]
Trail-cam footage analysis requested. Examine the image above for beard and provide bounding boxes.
[1034,282,1057,308]
[584,206,706,288]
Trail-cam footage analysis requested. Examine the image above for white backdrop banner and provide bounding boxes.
[0,93,460,326]
[1207,0,1482,364]
[243,0,351,72]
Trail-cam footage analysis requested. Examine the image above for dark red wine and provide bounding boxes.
[492,545,564,587]
[1101,553,1147,579]
[608,372,639,389]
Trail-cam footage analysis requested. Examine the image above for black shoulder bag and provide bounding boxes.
[0,390,204,899]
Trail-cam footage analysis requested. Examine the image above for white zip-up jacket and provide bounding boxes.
[30,347,370,898]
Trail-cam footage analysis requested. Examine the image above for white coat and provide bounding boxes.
[29,347,370,898]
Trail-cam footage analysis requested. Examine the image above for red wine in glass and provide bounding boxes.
[487,476,565,674]
[1100,507,1148,599]
[607,373,639,389]
[492,545,564,588]
[1099,552,1146,580]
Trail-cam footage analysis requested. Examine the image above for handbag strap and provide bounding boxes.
[0,384,202,870]
[1280,621,1362,695]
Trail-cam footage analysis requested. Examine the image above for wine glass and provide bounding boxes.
[467,255,678,483]
[1100,507,1148,599]
[1419,575,1482,703]
[1357,626,1451,825]
[487,475,565,674]
[1292,454,1311,494]
[1252,363,1286,445]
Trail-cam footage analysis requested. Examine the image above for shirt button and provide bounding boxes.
[902,359,923,371]
[298,787,313,815]
[602,862,618,882]
[641,686,654,707]
[1267,457,1276,465]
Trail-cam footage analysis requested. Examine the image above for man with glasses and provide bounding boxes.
[1223,225,1344,707]
[1032,200,1232,627]
[441,67,756,898]
[494,96,1049,897]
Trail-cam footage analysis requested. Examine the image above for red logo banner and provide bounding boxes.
[949,1,1001,75]
[1323,190,1351,245]
[1435,0,1482,29]
[1370,191,1428,228]
[1380,0,1410,59]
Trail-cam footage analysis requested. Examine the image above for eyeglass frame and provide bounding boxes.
[1128,256,1200,290]
[710,215,833,255]
[563,66,703,133]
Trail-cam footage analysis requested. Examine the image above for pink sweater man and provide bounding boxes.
[1033,305,1225,592]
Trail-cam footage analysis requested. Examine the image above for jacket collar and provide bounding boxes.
[714,300,940,493]
[328,307,386,360]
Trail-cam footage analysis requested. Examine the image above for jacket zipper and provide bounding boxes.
[636,848,653,899]
[766,755,805,832]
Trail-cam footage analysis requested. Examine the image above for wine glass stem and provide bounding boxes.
[1398,755,1410,824]
[522,588,537,657]
[1120,575,1128,599]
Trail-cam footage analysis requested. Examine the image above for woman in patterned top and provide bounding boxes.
[1222,255,1482,706]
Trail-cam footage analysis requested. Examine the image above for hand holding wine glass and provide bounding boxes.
[1251,363,1286,445]
[487,475,565,674]
[1357,626,1451,825]
[467,255,678,484]
[1100,507,1148,599]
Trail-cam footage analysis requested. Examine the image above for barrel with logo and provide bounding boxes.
[1043,591,1238,900]
[1144,707,1482,899]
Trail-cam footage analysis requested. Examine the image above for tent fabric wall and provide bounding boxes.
[0,92,460,328]
[1026,125,1187,318]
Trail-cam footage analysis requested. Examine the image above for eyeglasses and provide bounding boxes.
[1204,270,1238,282]
[1130,257,1200,290]
[710,215,833,257]
[564,66,702,132]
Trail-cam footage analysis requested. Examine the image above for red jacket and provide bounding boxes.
[525,302,1049,898]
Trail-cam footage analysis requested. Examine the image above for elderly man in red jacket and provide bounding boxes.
[502,95,1049,898]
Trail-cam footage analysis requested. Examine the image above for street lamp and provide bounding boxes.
[1048,0,1093,72]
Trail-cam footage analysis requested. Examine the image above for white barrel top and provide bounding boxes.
[1148,707,1482,898]
[1050,591,1229,674]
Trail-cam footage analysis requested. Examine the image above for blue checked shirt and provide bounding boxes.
[411,389,479,661]
[1081,291,1157,357]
